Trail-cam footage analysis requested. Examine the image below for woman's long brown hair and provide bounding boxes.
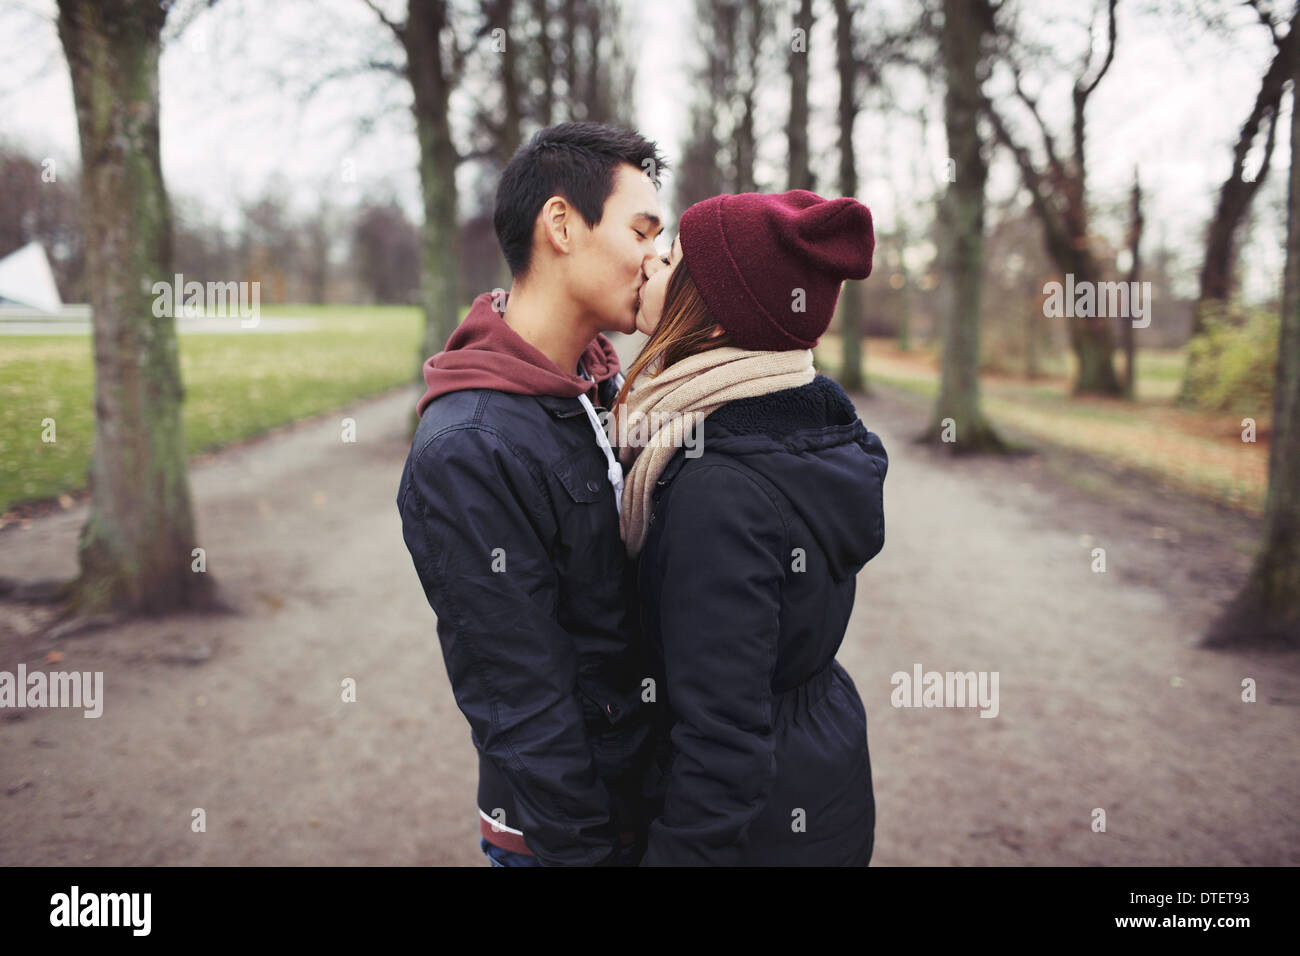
[613,260,734,413]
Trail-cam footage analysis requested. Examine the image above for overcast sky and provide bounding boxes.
[0,0,1289,299]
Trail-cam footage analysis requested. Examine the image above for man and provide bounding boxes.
[396,122,668,866]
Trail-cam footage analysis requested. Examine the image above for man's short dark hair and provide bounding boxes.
[494,122,669,280]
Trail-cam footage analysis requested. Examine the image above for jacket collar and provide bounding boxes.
[534,395,589,418]
[535,370,623,419]
[704,373,857,438]
[652,373,859,491]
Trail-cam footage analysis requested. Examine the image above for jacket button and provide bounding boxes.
[586,479,600,493]
[606,703,620,718]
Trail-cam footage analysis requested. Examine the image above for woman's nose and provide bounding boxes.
[643,254,665,278]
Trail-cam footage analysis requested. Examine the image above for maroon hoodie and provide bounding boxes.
[415,291,623,417]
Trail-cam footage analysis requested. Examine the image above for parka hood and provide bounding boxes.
[415,291,622,416]
[695,373,888,581]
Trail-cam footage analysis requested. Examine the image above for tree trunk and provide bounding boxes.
[56,0,216,617]
[584,0,605,121]
[732,0,762,193]
[897,237,912,353]
[1123,168,1143,398]
[532,0,554,126]
[924,0,1002,452]
[1066,76,1121,395]
[1066,284,1122,396]
[493,0,522,162]
[982,0,1121,396]
[562,0,578,116]
[1205,63,1300,649]
[1196,9,1296,327]
[787,0,812,191]
[833,0,865,393]
[405,0,462,430]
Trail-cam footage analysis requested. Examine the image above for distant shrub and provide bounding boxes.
[1180,303,1278,415]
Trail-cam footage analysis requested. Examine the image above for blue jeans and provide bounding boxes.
[480,837,543,867]
[479,837,641,866]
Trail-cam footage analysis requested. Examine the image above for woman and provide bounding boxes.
[612,189,888,866]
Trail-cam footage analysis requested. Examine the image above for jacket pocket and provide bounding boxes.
[552,458,604,504]
[577,681,650,775]
[577,679,637,728]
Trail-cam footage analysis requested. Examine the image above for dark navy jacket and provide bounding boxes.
[635,373,888,866]
[396,372,654,867]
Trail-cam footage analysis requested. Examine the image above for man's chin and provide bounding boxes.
[592,308,637,336]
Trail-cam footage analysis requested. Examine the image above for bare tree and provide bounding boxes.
[352,199,421,303]
[787,0,813,192]
[678,0,769,200]
[734,0,769,194]
[356,0,471,434]
[1205,45,1300,649]
[1123,167,1143,397]
[981,0,1124,396]
[1196,1,1298,322]
[923,0,1004,450]
[1177,2,1299,405]
[53,0,219,623]
[832,0,866,391]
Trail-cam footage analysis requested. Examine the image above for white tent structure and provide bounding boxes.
[0,241,64,314]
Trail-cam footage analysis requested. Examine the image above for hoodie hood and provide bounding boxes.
[696,374,888,581]
[415,291,623,416]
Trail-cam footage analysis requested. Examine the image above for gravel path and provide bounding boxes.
[0,380,1296,865]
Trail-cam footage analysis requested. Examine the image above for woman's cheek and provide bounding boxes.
[636,303,659,336]
[637,274,669,334]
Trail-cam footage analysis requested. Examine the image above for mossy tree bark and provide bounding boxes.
[922,0,1003,453]
[397,0,463,435]
[787,0,813,192]
[1206,54,1300,649]
[57,0,215,617]
[1178,6,1297,405]
[832,0,866,393]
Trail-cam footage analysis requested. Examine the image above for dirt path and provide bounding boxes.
[0,381,1296,865]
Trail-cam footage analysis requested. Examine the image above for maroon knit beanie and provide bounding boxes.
[677,189,874,351]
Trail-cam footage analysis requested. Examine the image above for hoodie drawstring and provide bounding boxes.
[577,368,625,519]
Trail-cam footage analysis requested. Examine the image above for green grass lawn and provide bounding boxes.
[812,337,1266,514]
[1,304,427,514]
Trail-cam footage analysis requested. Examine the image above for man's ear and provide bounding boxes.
[539,195,572,256]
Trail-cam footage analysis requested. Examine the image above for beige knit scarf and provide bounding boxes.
[614,346,816,557]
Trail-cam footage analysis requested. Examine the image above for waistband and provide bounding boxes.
[480,811,533,855]
[479,810,637,858]
[771,660,840,722]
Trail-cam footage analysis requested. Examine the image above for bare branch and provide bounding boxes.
[1243,0,1279,45]
[1252,97,1281,190]
[299,58,406,104]
[1008,61,1066,183]
[1078,0,1117,98]
[980,92,1071,265]
[360,0,405,41]
[161,0,220,44]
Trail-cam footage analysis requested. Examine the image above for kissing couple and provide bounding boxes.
[397,121,888,867]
